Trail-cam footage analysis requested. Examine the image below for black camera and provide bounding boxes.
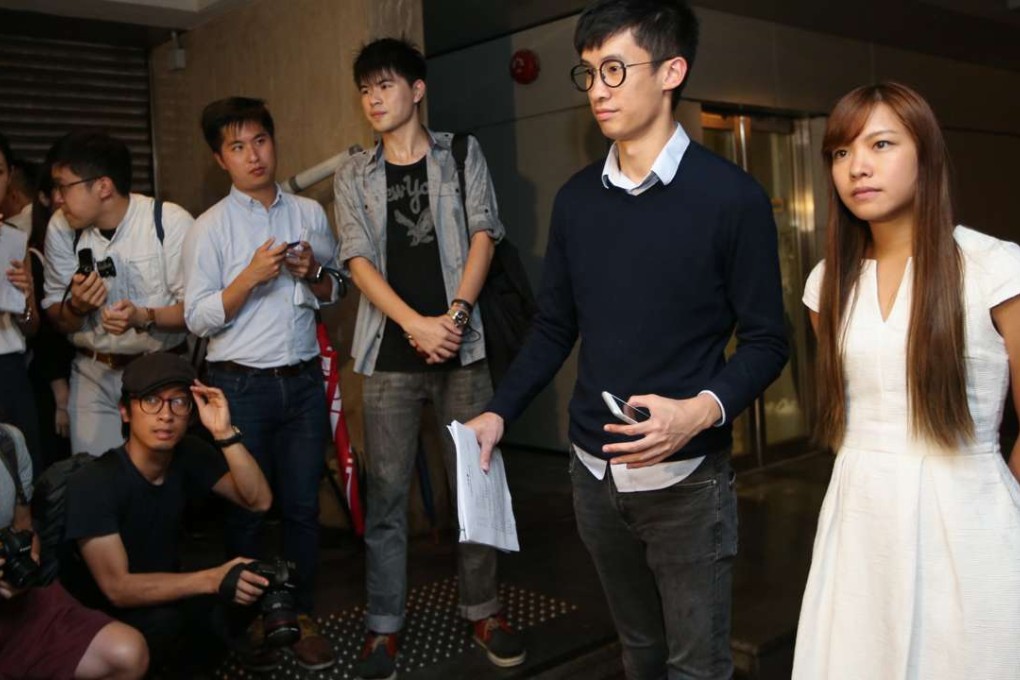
[0,527,39,589]
[76,248,116,278]
[247,559,301,647]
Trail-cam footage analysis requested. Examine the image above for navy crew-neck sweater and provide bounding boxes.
[488,141,789,461]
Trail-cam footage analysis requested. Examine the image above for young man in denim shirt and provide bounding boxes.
[334,38,525,680]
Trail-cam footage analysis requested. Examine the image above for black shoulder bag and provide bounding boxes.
[451,134,537,388]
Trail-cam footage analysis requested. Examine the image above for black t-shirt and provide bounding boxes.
[375,157,455,372]
[60,436,228,611]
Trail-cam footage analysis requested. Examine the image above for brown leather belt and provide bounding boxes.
[76,343,187,370]
[206,358,317,378]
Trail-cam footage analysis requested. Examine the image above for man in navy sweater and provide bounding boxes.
[466,1,788,677]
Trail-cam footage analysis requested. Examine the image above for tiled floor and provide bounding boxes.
[181,447,834,679]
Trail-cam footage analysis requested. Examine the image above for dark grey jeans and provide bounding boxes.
[570,448,738,680]
[362,360,501,634]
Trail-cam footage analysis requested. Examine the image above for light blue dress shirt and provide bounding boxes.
[184,185,338,368]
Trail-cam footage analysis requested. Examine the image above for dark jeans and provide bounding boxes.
[362,360,500,633]
[0,352,41,476]
[570,448,738,680]
[207,362,328,613]
[115,596,255,674]
[27,364,71,469]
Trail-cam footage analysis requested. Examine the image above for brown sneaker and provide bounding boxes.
[472,613,526,668]
[290,614,336,671]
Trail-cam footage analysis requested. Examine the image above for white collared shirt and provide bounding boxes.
[574,444,705,493]
[42,194,192,354]
[601,121,690,196]
[6,204,32,234]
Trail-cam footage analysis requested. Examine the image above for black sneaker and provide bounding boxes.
[238,616,283,673]
[238,645,283,673]
[354,632,398,680]
[472,613,526,667]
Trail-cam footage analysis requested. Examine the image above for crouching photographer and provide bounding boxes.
[0,421,148,680]
[57,353,279,673]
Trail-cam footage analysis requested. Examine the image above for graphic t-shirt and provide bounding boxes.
[376,157,454,372]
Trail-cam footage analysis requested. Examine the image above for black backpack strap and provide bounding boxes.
[71,200,163,250]
[451,133,470,220]
[0,427,28,506]
[154,199,164,245]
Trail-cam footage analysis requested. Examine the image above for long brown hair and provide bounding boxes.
[815,82,971,450]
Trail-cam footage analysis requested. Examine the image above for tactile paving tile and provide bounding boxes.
[216,578,577,678]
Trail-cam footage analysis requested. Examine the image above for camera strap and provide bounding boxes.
[218,560,251,602]
[451,133,470,220]
[0,427,28,506]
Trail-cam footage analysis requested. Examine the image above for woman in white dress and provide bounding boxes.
[793,82,1020,679]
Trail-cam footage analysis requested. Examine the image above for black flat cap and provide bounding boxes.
[122,352,196,398]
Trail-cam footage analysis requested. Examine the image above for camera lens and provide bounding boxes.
[249,558,301,648]
[0,528,40,589]
[262,590,301,647]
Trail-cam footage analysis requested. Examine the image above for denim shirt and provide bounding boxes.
[333,129,505,376]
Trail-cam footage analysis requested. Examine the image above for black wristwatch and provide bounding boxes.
[213,426,244,448]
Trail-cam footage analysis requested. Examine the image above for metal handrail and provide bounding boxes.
[280,145,363,194]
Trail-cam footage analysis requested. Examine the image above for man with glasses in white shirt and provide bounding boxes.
[42,132,194,457]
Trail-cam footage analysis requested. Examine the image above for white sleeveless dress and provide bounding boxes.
[793,227,1020,680]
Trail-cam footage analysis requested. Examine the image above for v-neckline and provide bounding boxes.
[870,258,911,324]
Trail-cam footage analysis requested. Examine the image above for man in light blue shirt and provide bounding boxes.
[183,97,338,672]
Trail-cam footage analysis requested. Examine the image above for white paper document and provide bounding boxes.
[0,225,28,315]
[448,421,520,552]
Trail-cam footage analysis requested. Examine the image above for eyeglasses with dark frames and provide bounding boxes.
[570,59,661,92]
[52,177,101,198]
[137,394,193,416]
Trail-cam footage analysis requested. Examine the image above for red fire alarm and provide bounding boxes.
[509,49,540,85]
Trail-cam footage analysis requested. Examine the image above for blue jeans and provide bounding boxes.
[206,362,328,613]
[362,360,501,634]
[570,449,737,680]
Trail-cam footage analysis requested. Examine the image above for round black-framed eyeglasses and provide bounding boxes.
[137,394,193,416]
[570,59,660,92]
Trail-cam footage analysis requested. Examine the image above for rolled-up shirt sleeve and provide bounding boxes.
[309,202,340,305]
[333,161,377,270]
[162,204,195,303]
[464,135,505,243]
[42,211,78,310]
[183,218,229,338]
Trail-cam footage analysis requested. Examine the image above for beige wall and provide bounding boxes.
[149,0,440,531]
[150,0,423,213]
